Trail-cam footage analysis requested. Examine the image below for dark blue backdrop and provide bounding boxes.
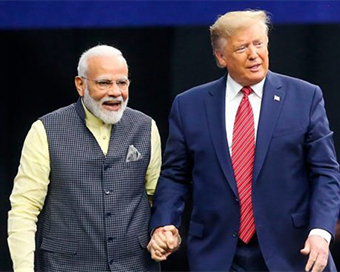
[2,1,340,271]
[1,0,340,29]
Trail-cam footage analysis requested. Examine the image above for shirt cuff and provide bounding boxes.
[309,228,331,244]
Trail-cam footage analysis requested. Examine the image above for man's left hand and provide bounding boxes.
[300,235,329,272]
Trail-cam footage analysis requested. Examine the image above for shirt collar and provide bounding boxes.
[226,74,265,101]
[81,98,110,127]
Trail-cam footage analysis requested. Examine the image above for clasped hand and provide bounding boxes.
[147,225,180,261]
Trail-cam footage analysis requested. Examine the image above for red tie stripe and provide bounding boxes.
[231,86,255,244]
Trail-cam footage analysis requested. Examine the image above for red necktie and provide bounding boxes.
[231,86,256,244]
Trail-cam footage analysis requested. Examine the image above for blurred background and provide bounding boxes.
[1,1,340,271]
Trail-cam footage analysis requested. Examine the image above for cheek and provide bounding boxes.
[122,90,129,101]
[260,50,269,63]
[89,90,105,102]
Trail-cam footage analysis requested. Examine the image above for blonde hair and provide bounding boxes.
[210,10,270,53]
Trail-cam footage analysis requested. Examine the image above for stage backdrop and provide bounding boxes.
[1,1,340,271]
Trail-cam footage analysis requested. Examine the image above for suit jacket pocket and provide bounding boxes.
[188,221,204,238]
[272,126,306,138]
[40,236,78,255]
[291,210,310,228]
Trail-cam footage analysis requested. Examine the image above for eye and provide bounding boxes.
[254,41,263,48]
[116,79,129,88]
[97,80,112,87]
[235,46,246,53]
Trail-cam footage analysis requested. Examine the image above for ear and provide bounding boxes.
[214,49,227,68]
[75,76,85,97]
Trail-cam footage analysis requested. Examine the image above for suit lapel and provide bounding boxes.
[253,71,285,183]
[204,75,238,196]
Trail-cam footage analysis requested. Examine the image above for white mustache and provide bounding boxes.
[101,96,124,103]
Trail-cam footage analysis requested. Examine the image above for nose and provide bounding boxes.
[106,83,122,97]
[248,45,258,60]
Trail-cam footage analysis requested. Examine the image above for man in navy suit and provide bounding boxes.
[147,10,340,272]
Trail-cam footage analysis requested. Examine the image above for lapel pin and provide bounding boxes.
[274,95,280,102]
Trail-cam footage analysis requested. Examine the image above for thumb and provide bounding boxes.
[163,225,179,250]
[300,240,310,255]
[163,225,179,236]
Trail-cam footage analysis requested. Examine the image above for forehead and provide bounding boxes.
[87,55,128,76]
[228,23,268,45]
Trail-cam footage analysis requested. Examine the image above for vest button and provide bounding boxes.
[108,237,114,242]
[106,212,112,217]
[104,190,111,195]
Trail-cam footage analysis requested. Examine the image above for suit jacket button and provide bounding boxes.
[232,232,238,238]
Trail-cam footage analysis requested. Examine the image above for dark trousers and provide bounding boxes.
[230,235,269,272]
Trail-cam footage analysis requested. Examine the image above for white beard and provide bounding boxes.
[83,87,128,124]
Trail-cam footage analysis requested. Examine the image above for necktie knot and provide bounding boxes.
[241,86,252,97]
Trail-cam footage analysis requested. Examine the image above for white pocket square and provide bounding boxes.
[126,145,142,162]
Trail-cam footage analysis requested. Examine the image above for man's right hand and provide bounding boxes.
[147,225,180,262]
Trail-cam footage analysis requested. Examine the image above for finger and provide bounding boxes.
[149,246,167,262]
[154,234,168,249]
[311,258,320,272]
[155,250,165,258]
[150,239,167,254]
[163,225,180,249]
[305,254,318,272]
[163,230,176,249]
[147,241,152,252]
[311,255,328,272]
[151,251,167,262]
[164,251,173,258]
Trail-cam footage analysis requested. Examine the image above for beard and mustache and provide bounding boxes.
[83,86,128,125]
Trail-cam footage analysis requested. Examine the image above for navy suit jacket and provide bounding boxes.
[150,71,340,271]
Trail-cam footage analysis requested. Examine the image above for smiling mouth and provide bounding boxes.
[248,64,261,71]
[102,100,122,111]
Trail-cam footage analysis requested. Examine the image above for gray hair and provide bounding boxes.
[77,45,126,77]
[210,10,271,67]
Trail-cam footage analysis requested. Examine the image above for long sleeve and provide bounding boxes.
[145,120,162,196]
[8,120,50,272]
[8,114,161,271]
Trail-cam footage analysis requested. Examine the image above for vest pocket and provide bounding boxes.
[138,233,149,248]
[40,236,78,255]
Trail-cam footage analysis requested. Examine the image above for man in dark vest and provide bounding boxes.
[8,45,161,272]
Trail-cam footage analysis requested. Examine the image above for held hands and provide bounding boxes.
[147,225,181,262]
[301,235,329,272]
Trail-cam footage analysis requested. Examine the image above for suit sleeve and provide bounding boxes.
[305,86,340,238]
[150,96,192,230]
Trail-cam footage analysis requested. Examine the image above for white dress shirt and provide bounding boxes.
[225,74,264,154]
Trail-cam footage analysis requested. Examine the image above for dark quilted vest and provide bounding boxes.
[35,99,159,272]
